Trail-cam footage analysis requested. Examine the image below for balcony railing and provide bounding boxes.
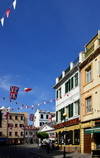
[85,45,94,59]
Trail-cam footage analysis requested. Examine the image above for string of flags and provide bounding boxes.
[0,0,17,26]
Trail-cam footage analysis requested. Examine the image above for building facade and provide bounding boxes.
[53,57,81,152]
[79,30,100,153]
[34,109,55,127]
[0,107,28,145]
[53,30,100,154]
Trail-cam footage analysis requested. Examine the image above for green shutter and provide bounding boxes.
[68,104,70,118]
[70,103,73,117]
[56,90,58,99]
[75,73,78,86]
[70,77,73,90]
[78,99,80,115]
[56,111,58,122]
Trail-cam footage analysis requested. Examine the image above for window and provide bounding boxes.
[74,100,80,116]
[15,132,18,136]
[65,80,70,93]
[86,96,92,113]
[15,116,18,120]
[56,87,62,99]
[40,122,44,126]
[9,115,12,119]
[66,131,73,145]
[60,108,65,121]
[0,132,2,136]
[86,66,92,83]
[15,124,18,127]
[68,103,73,118]
[41,114,43,119]
[20,132,23,136]
[74,130,80,145]
[9,132,12,136]
[26,132,28,135]
[70,77,73,89]
[46,115,48,119]
[21,116,23,120]
[75,73,78,86]
[20,124,23,127]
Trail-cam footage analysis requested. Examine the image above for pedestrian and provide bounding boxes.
[38,142,42,152]
[49,140,52,152]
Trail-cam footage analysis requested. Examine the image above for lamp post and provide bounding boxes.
[63,113,67,158]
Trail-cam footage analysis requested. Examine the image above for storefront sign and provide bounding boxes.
[54,118,80,129]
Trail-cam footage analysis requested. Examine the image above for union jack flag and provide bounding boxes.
[29,114,34,121]
[10,86,19,100]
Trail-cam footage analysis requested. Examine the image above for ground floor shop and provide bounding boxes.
[55,118,100,154]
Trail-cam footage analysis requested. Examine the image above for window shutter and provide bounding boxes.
[78,99,80,115]
[75,73,78,86]
[68,104,70,118]
[56,111,58,122]
[70,103,73,117]
[70,77,73,90]
[56,90,58,99]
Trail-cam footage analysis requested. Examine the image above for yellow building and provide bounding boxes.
[80,30,100,154]
[0,108,28,145]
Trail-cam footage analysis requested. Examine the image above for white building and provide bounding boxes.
[53,56,81,152]
[34,109,55,127]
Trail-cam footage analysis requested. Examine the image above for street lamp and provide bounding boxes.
[63,113,67,158]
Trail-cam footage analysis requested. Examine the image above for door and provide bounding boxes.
[84,133,91,153]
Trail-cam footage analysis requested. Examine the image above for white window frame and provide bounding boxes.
[86,66,92,83]
[86,96,92,113]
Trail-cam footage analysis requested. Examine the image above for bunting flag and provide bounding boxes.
[29,114,34,121]
[13,0,17,10]
[2,112,8,119]
[0,0,17,27]
[6,8,11,18]
[10,86,20,100]
[24,88,32,92]
[49,115,52,122]
[0,91,71,111]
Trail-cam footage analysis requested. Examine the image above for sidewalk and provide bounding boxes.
[30,143,92,158]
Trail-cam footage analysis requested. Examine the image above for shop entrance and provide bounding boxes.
[84,133,91,153]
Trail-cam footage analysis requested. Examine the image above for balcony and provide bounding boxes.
[85,45,94,59]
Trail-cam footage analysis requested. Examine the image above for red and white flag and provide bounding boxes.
[24,88,32,92]
[49,115,52,122]
[2,112,8,119]
[6,8,11,18]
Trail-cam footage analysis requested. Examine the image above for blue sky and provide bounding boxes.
[0,0,100,124]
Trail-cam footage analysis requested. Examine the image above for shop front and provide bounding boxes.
[55,118,81,153]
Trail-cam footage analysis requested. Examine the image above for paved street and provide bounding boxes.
[0,143,92,158]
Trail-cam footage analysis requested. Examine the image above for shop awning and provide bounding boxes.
[0,138,7,141]
[85,127,100,133]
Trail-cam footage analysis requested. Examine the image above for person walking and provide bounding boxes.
[49,140,52,152]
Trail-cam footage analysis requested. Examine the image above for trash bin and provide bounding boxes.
[92,150,100,158]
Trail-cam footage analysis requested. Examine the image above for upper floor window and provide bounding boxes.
[9,115,12,119]
[74,73,78,86]
[46,115,48,119]
[21,116,23,120]
[86,66,92,83]
[15,132,18,136]
[41,114,43,119]
[56,87,62,99]
[15,116,18,120]
[74,100,80,116]
[15,124,18,127]
[9,132,12,136]
[20,132,23,136]
[86,96,92,114]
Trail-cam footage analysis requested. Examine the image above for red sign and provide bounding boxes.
[54,118,80,129]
